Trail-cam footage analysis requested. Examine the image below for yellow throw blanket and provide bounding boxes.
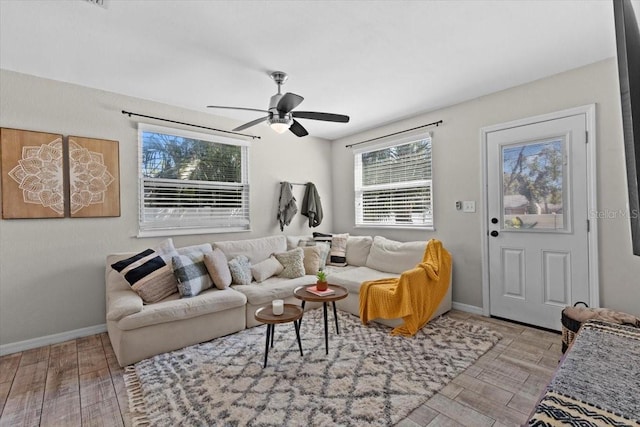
[359,239,452,336]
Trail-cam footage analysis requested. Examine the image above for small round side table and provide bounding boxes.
[254,303,304,368]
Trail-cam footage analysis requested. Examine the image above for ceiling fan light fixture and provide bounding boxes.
[268,117,292,134]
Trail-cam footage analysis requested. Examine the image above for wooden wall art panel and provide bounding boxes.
[1,128,65,219]
[68,136,120,218]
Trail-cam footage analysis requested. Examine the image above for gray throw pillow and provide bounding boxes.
[172,253,214,297]
[228,255,252,285]
[274,247,306,279]
[204,248,232,289]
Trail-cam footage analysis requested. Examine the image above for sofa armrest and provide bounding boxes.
[107,290,143,321]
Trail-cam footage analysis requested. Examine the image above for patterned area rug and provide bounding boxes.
[125,310,501,426]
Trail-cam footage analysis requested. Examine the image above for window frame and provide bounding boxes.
[353,132,434,230]
[137,123,250,237]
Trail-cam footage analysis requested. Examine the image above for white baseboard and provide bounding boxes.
[0,324,107,356]
[452,301,484,315]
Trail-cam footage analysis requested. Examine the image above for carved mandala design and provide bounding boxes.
[8,138,65,214]
[68,139,115,214]
[7,138,115,215]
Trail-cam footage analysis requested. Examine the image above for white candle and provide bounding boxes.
[272,299,284,315]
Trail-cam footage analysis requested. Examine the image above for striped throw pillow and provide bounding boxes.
[111,249,178,303]
[329,233,349,266]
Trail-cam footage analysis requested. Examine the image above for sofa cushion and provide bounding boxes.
[275,247,306,279]
[231,275,317,306]
[228,255,252,285]
[172,253,213,297]
[116,287,247,331]
[215,235,287,264]
[326,266,401,294]
[203,249,232,290]
[365,236,426,274]
[286,235,313,250]
[329,233,349,266]
[346,236,373,266]
[251,255,283,282]
[110,248,178,304]
[177,243,213,256]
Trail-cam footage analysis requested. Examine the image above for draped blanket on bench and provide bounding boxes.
[527,320,640,426]
[359,239,452,336]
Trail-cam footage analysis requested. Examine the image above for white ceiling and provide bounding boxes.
[0,0,636,140]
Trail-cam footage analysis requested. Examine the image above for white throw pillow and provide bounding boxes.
[251,256,284,283]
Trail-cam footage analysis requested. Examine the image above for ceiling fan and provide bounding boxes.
[207,71,350,137]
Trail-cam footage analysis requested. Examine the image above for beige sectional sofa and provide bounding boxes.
[105,234,451,366]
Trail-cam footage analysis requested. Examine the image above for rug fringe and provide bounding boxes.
[123,365,151,427]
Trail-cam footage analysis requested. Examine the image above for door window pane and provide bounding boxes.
[502,138,566,231]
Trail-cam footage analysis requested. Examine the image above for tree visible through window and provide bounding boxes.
[138,124,249,235]
[354,134,433,228]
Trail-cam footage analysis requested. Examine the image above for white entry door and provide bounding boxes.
[486,112,593,331]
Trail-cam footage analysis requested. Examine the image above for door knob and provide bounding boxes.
[490,230,499,237]
[491,218,498,224]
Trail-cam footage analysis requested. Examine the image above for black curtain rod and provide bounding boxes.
[280,181,307,186]
[121,110,261,140]
[345,120,442,148]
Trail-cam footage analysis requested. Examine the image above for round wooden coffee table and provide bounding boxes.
[294,284,348,355]
[254,304,304,368]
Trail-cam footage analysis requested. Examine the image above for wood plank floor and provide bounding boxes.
[0,310,561,426]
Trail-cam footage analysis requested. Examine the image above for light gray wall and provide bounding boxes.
[331,58,640,317]
[0,70,334,346]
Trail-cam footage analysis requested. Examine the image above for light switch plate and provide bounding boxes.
[462,201,476,213]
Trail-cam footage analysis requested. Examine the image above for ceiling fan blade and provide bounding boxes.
[277,93,304,113]
[289,119,309,137]
[292,111,350,123]
[233,116,269,132]
[207,105,269,113]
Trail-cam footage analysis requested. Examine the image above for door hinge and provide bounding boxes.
[585,131,589,143]
[587,219,590,232]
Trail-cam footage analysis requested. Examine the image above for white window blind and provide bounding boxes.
[354,133,433,229]
[138,124,250,236]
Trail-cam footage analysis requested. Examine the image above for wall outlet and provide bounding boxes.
[462,201,476,213]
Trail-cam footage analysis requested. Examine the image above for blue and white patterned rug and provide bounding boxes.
[125,309,501,426]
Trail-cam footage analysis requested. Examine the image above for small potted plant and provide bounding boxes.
[316,270,328,291]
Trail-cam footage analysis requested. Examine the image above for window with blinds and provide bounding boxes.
[138,124,250,236]
[354,134,433,229]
